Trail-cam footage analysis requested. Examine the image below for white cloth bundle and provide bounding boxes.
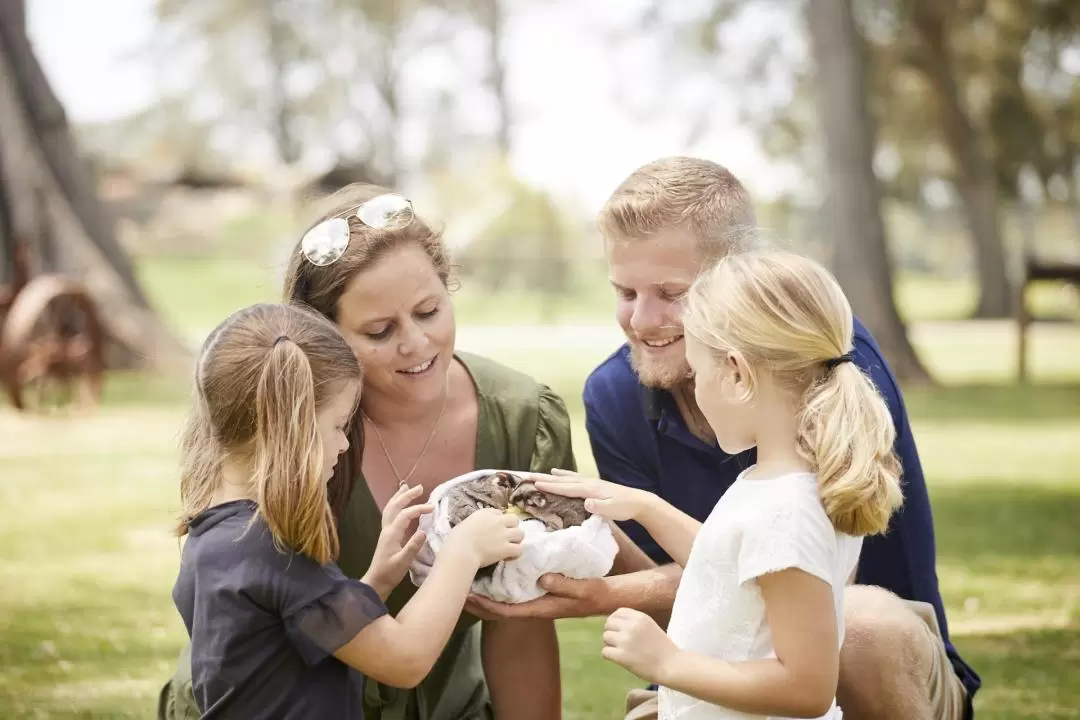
[408,469,619,603]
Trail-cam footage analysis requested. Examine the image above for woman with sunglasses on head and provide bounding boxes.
[158,185,574,720]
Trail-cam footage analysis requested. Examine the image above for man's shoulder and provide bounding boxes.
[851,316,885,363]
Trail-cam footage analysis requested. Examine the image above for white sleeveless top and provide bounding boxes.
[659,470,862,720]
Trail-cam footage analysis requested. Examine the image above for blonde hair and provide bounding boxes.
[598,156,759,260]
[683,251,903,536]
[177,303,361,564]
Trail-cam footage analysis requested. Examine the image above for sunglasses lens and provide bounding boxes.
[356,193,414,230]
[301,217,350,266]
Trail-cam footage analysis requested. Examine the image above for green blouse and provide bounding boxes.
[157,351,577,720]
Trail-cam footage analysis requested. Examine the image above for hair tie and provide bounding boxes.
[824,352,853,371]
[273,335,290,347]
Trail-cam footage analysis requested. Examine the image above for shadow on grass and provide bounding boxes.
[930,483,1080,564]
[555,620,1080,720]
[0,582,183,719]
[901,383,1080,423]
[962,626,1080,720]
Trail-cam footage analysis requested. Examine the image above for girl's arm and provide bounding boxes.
[332,542,480,688]
[481,619,561,719]
[530,473,702,568]
[633,495,702,568]
[651,569,839,717]
[332,509,522,688]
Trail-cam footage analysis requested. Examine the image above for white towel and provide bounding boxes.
[408,469,619,603]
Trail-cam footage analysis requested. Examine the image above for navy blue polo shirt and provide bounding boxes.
[582,317,980,715]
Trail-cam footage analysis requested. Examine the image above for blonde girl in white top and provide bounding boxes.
[531,250,904,719]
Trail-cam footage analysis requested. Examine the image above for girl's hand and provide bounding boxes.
[363,484,433,600]
[444,508,525,569]
[601,607,679,685]
[526,468,655,522]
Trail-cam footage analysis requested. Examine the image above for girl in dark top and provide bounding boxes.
[173,302,525,719]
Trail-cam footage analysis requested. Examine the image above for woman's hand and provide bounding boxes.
[362,483,433,600]
[526,468,656,522]
[601,607,679,685]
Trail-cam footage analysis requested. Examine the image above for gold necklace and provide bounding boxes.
[364,383,449,486]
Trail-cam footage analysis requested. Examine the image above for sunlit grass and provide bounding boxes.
[37,199,1066,718]
[2,288,1079,717]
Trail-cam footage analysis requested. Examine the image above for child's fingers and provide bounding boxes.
[526,472,574,484]
[583,498,610,513]
[550,468,580,477]
[533,480,595,498]
[383,483,425,515]
[396,503,434,523]
[392,530,427,563]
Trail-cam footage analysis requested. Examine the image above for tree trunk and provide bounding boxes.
[265,0,300,165]
[0,0,188,369]
[908,0,1012,318]
[0,1,150,309]
[804,0,931,385]
[483,0,511,156]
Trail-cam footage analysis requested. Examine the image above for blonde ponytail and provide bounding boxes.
[683,250,904,538]
[796,362,903,536]
[253,339,338,565]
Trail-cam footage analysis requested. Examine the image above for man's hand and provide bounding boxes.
[465,573,612,620]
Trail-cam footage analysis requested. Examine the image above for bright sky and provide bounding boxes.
[26,0,796,214]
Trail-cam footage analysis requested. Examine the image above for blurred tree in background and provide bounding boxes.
[65,0,1079,378]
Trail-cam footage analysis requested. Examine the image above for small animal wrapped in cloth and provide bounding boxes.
[409,469,619,603]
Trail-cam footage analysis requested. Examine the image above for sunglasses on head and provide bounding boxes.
[300,193,415,267]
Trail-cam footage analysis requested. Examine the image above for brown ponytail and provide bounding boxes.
[176,303,360,561]
[253,339,338,564]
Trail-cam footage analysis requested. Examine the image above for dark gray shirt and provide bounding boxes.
[173,500,387,719]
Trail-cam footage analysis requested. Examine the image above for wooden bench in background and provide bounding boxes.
[1015,255,1080,382]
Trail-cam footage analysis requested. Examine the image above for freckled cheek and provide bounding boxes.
[429,313,456,352]
[349,338,393,378]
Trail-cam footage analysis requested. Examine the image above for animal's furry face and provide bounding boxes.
[508,480,589,532]
[445,471,521,527]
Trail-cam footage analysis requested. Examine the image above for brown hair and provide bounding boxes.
[598,156,759,260]
[177,303,361,564]
[683,251,903,536]
[282,183,451,520]
[283,183,452,322]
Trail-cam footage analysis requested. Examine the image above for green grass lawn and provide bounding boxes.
[2,315,1079,717]
[136,254,1080,336]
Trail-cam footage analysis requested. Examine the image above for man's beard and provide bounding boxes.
[628,342,692,390]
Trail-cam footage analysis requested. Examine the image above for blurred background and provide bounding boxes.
[1,0,1078,717]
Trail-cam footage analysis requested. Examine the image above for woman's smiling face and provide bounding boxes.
[334,242,455,405]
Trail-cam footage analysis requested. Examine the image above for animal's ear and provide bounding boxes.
[493,472,517,489]
[530,494,547,508]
